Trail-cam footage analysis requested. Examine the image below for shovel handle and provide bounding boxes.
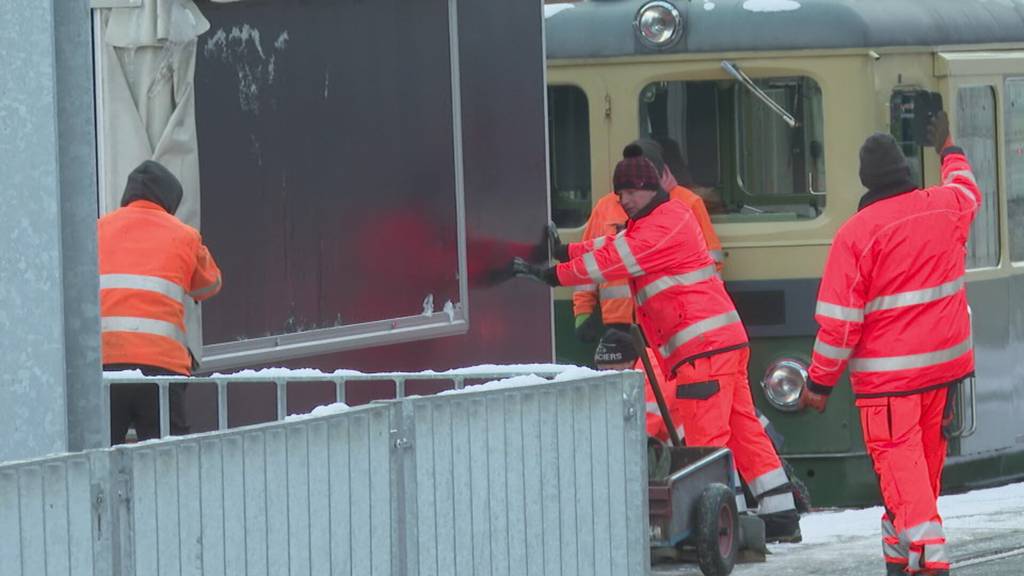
[629,324,682,447]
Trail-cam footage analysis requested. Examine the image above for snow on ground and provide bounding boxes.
[657,481,1024,575]
[794,481,1024,545]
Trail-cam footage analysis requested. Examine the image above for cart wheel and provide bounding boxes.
[695,483,738,576]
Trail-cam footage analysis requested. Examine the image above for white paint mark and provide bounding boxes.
[704,1,716,10]
[324,70,330,99]
[274,31,290,50]
[742,0,801,12]
[544,3,575,19]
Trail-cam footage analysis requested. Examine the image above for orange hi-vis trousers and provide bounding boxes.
[859,387,951,574]
[674,347,795,515]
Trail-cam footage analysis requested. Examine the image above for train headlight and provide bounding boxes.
[760,358,809,412]
[634,1,684,49]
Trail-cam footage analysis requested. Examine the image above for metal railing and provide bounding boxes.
[103,367,566,438]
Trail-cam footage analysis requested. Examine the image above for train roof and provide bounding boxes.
[544,0,1024,60]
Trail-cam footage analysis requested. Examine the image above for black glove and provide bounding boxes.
[510,257,559,287]
[548,222,569,262]
[927,111,951,154]
[574,310,604,343]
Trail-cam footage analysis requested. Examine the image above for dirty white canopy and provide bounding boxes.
[94,0,239,364]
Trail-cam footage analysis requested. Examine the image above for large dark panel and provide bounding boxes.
[197,0,460,342]
[191,0,551,427]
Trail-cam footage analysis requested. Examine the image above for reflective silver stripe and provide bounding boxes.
[757,492,795,514]
[883,539,906,561]
[593,236,608,249]
[950,183,978,204]
[813,337,853,360]
[920,543,950,565]
[748,467,788,497]
[658,310,742,358]
[599,284,632,300]
[614,236,645,277]
[574,284,598,293]
[945,169,977,186]
[646,402,661,415]
[708,250,725,263]
[635,265,718,307]
[102,316,187,346]
[582,252,605,284]
[189,276,222,299]
[815,300,864,322]
[865,277,964,314]
[758,414,770,428]
[100,273,185,303]
[882,517,898,539]
[906,530,949,571]
[850,337,971,373]
[904,521,945,543]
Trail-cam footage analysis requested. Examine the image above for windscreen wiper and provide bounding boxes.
[721,60,798,128]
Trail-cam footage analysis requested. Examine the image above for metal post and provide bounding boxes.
[276,380,288,420]
[158,381,171,438]
[217,380,229,431]
[0,0,102,462]
[335,378,346,404]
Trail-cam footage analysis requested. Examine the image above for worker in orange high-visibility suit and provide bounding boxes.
[511,145,800,541]
[803,113,976,576]
[572,138,723,343]
[99,161,223,445]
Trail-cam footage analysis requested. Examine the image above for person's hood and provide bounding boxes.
[120,160,183,214]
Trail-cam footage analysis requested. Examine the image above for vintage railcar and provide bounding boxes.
[544,0,1024,506]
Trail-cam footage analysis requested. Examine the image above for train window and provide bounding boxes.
[1007,78,1024,263]
[639,77,826,222]
[548,85,592,228]
[957,86,1001,269]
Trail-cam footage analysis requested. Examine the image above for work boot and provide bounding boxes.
[885,562,907,575]
[761,509,802,543]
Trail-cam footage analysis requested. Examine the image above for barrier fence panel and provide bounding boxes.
[120,402,394,576]
[0,451,105,576]
[395,371,649,576]
[1,369,649,576]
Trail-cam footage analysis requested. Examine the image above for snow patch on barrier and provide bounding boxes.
[286,401,351,421]
[437,366,604,395]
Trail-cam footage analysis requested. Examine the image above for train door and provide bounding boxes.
[547,71,613,363]
[935,52,1024,465]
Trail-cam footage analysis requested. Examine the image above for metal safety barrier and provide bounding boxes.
[2,368,648,576]
[102,368,566,438]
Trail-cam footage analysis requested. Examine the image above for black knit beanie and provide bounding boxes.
[120,160,183,215]
[594,328,639,365]
[859,133,912,191]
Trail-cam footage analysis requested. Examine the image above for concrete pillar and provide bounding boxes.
[0,0,104,461]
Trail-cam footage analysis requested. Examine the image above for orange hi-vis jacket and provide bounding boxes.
[98,200,222,375]
[808,147,979,398]
[572,185,723,325]
[557,196,746,377]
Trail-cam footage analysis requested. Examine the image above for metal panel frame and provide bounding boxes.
[89,0,472,373]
